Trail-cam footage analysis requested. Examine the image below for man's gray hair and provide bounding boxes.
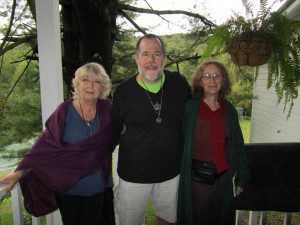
[135,34,166,57]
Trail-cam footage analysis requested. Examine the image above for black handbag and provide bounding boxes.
[191,159,218,185]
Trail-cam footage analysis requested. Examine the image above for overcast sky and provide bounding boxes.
[127,0,285,34]
[0,0,285,37]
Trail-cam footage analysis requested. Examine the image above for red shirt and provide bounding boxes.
[193,98,228,173]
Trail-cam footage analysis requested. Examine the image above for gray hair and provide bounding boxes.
[72,62,111,99]
[135,34,166,57]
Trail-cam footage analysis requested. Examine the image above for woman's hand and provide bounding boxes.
[236,186,244,196]
[0,171,22,193]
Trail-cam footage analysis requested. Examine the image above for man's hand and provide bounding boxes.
[236,186,244,196]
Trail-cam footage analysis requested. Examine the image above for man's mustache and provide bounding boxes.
[146,63,158,68]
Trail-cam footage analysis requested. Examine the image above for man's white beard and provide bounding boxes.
[138,65,164,83]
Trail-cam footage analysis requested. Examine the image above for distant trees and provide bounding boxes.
[0,0,254,148]
[0,0,215,148]
[0,0,215,90]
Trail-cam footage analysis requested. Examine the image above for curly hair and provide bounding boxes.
[192,60,231,99]
[72,62,111,99]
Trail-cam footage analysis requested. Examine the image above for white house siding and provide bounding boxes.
[250,65,300,143]
[250,0,300,143]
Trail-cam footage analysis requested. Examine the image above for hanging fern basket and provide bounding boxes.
[227,32,273,66]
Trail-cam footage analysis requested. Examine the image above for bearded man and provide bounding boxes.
[112,34,190,225]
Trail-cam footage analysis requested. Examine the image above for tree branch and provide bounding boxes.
[0,0,17,51]
[1,59,32,102]
[11,55,38,63]
[238,66,254,85]
[0,35,36,57]
[0,55,4,79]
[118,3,217,28]
[165,54,202,67]
[27,0,36,21]
[119,9,147,35]
[114,52,135,62]
[142,0,182,28]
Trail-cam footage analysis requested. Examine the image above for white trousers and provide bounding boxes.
[114,175,179,225]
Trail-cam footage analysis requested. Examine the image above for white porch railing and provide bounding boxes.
[235,210,293,225]
[0,149,296,225]
[0,183,63,225]
[0,150,296,225]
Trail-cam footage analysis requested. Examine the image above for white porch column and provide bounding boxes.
[35,0,63,225]
[35,0,64,128]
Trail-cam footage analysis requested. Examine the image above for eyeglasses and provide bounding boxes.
[201,73,222,81]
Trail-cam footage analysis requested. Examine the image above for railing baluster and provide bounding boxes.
[46,210,63,225]
[259,211,267,225]
[283,212,292,225]
[11,184,24,225]
[46,213,54,225]
[32,216,41,225]
[249,211,258,225]
[235,210,243,225]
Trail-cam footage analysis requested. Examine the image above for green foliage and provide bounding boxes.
[0,44,41,149]
[203,2,300,116]
[202,26,229,58]
[112,31,138,87]
[0,91,41,149]
[163,33,203,80]
[225,57,254,116]
[266,13,300,116]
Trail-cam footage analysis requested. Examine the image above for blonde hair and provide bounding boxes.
[72,62,111,99]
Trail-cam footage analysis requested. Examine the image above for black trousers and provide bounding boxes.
[55,192,104,225]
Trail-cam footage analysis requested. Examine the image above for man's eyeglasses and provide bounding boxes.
[201,73,222,81]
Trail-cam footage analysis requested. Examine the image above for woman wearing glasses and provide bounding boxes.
[0,63,114,225]
[177,60,250,225]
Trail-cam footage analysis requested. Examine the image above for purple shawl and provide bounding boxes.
[16,98,112,217]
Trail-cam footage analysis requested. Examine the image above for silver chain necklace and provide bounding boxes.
[141,78,164,124]
[78,100,95,137]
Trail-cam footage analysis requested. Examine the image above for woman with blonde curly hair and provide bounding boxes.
[177,60,250,225]
[0,62,114,225]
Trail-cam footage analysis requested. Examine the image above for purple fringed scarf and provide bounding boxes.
[16,98,112,217]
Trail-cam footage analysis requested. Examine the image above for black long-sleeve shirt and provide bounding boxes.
[112,70,191,183]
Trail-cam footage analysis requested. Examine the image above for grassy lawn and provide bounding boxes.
[239,119,251,143]
[0,198,13,225]
[0,196,46,225]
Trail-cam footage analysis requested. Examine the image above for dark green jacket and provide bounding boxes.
[176,99,250,225]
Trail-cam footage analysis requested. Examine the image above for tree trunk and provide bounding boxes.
[62,0,118,93]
